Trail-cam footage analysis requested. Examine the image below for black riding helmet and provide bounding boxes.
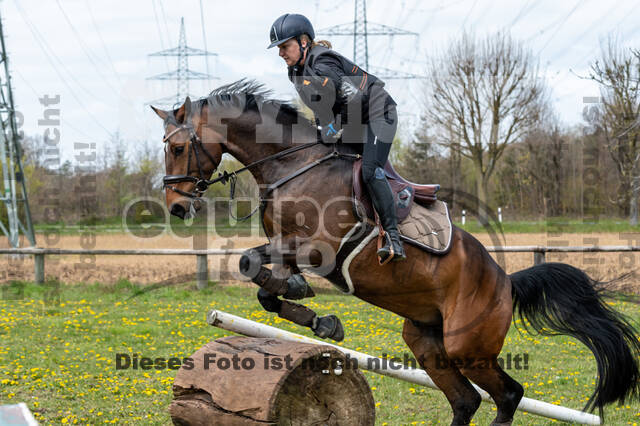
[267,13,314,49]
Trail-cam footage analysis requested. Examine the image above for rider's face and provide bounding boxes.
[278,38,307,67]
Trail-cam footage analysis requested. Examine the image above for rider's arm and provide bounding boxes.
[312,56,366,124]
[298,56,344,127]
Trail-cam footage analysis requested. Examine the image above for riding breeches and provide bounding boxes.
[360,106,398,184]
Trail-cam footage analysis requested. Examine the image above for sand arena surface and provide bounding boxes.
[2,230,639,292]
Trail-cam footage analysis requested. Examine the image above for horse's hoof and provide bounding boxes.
[312,315,344,342]
[283,274,315,300]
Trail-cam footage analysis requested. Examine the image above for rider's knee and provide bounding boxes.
[362,165,385,184]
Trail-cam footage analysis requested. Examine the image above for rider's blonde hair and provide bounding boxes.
[300,34,332,49]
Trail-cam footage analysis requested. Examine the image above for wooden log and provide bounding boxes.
[169,336,375,426]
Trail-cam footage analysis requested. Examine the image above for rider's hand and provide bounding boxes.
[320,122,342,144]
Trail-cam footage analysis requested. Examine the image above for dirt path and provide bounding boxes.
[2,231,639,292]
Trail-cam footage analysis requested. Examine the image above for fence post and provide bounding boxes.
[533,250,545,265]
[34,253,45,284]
[196,254,208,290]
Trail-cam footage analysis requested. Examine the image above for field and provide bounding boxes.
[1,229,640,424]
[0,282,639,424]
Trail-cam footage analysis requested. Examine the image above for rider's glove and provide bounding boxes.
[320,122,342,144]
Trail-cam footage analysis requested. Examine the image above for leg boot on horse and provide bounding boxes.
[257,288,344,341]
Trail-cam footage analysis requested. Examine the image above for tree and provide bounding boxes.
[132,139,162,197]
[523,116,567,217]
[588,38,640,224]
[102,132,128,216]
[426,32,547,222]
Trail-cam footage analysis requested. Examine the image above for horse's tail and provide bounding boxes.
[509,262,640,417]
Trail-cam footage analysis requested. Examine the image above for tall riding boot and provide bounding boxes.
[365,168,406,262]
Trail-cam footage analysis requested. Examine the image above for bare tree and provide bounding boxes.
[588,37,640,224]
[426,32,547,222]
[523,113,567,217]
[133,139,162,197]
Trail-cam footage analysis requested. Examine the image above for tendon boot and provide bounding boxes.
[365,167,406,263]
[311,314,344,342]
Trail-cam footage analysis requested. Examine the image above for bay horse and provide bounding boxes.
[152,80,639,425]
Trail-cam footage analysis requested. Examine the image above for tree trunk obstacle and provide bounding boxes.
[169,336,375,425]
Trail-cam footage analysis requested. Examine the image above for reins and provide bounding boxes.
[163,120,361,221]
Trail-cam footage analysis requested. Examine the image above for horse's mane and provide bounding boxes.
[208,78,273,99]
[198,78,313,128]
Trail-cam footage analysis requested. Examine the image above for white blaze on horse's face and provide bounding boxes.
[150,99,224,220]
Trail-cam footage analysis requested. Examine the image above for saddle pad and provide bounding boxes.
[398,200,453,255]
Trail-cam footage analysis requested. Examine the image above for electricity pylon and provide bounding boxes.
[316,0,424,80]
[147,17,219,107]
[0,14,36,248]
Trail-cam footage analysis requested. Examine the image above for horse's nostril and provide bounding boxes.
[170,203,186,219]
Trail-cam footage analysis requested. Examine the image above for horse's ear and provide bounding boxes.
[174,97,192,124]
[150,105,168,120]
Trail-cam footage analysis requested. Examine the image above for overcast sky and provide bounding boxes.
[4,0,640,162]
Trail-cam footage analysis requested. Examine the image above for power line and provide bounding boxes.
[55,0,122,97]
[84,0,121,83]
[13,69,96,141]
[536,0,583,55]
[416,0,446,37]
[14,1,114,138]
[150,0,170,71]
[570,1,640,70]
[157,0,173,46]
[199,0,211,85]
[508,0,537,28]
[460,0,479,30]
[15,2,101,101]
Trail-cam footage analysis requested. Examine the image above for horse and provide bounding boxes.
[151,79,640,425]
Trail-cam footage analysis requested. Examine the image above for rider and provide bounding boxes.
[267,13,406,262]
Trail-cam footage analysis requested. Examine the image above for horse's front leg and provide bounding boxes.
[238,244,344,342]
[238,243,314,300]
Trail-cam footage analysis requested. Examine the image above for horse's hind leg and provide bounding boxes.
[441,282,524,425]
[403,319,481,426]
[459,362,523,425]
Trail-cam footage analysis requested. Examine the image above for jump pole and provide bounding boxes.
[207,309,601,425]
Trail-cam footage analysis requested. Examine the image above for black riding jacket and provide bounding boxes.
[288,45,396,130]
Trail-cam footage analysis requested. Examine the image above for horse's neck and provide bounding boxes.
[225,117,320,186]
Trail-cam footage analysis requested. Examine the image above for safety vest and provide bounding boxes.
[288,45,390,126]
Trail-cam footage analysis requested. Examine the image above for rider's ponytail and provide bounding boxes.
[301,34,332,49]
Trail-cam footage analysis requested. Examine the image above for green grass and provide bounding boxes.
[32,216,640,236]
[33,220,261,237]
[456,217,640,234]
[1,280,639,424]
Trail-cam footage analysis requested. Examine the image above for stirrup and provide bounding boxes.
[377,231,395,265]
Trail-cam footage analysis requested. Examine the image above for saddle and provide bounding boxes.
[352,160,439,222]
[351,159,453,255]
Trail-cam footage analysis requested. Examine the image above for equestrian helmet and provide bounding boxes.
[267,13,314,49]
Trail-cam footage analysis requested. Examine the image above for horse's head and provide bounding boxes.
[151,97,225,219]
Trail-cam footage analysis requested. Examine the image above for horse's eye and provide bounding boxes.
[173,146,184,156]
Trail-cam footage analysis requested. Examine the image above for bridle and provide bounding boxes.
[162,114,361,220]
[162,117,220,199]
